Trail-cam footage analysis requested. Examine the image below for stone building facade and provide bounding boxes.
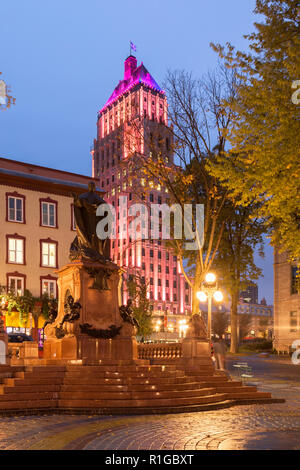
[274,250,300,353]
[0,157,102,334]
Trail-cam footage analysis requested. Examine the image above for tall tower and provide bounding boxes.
[92,55,191,335]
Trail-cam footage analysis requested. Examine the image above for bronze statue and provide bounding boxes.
[60,295,82,327]
[70,181,111,262]
[42,298,58,331]
[186,313,207,339]
[120,299,139,329]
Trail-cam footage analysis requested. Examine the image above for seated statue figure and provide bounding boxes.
[70,181,111,262]
[186,313,207,339]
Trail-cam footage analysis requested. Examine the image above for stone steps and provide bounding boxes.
[0,384,61,394]
[57,392,228,409]
[0,363,282,415]
[60,382,207,392]
[227,391,272,399]
[0,400,58,410]
[58,387,216,401]
[0,391,58,402]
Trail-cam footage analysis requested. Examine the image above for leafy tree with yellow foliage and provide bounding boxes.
[210,0,300,259]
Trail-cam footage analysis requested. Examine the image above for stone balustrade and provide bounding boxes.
[138,342,182,360]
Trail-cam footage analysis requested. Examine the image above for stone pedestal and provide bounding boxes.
[43,260,137,364]
[180,337,213,368]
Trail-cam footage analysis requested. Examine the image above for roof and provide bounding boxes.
[99,58,164,114]
[0,157,105,197]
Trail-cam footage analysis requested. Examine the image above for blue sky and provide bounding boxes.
[0,0,274,303]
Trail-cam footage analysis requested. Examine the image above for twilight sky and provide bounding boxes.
[0,0,274,303]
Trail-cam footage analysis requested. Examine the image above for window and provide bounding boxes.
[40,199,57,228]
[150,250,154,258]
[290,311,298,333]
[41,277,57,298]
[291,266,300,295]
[7,274,25,296]
[7,193,25,223]
[41,240,57,268]
[7,236,25,264]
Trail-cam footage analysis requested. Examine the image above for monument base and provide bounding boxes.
[43,259,140,364]
[179,337,213,368]
[44,334,138,364]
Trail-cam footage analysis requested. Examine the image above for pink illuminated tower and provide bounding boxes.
[92,55,191,335]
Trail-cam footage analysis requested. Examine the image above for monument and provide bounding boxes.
[180,313,211,367]
[43,182,138,364]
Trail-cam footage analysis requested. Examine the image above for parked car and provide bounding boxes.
[8,333,33,343]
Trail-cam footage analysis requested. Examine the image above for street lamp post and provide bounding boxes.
[196,273,223,341]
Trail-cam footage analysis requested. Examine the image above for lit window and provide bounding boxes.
[41,279,57,298]
[8,238,24,264]
[8,276,24,295]
[41,242,57,267]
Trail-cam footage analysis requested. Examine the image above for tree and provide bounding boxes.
[211,0,300,259]
[212,310,229,338]
[239,313,253,341]
[126,274,153,341]
[127,64,239,314]
[213,202,265,352]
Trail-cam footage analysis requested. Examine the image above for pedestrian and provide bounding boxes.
[213,337,227,370]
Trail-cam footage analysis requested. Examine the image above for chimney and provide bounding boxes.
[124,56,137,80]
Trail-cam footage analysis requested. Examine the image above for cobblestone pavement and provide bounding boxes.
[0,357,300,450]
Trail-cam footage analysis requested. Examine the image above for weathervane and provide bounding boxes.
[130,41,137,56]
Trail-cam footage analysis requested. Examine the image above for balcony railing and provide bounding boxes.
[138,342,182,360]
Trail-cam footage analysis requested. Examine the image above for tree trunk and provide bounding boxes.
[192,261,203,315]
[31,316,39,342]
[230,290,239,353]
